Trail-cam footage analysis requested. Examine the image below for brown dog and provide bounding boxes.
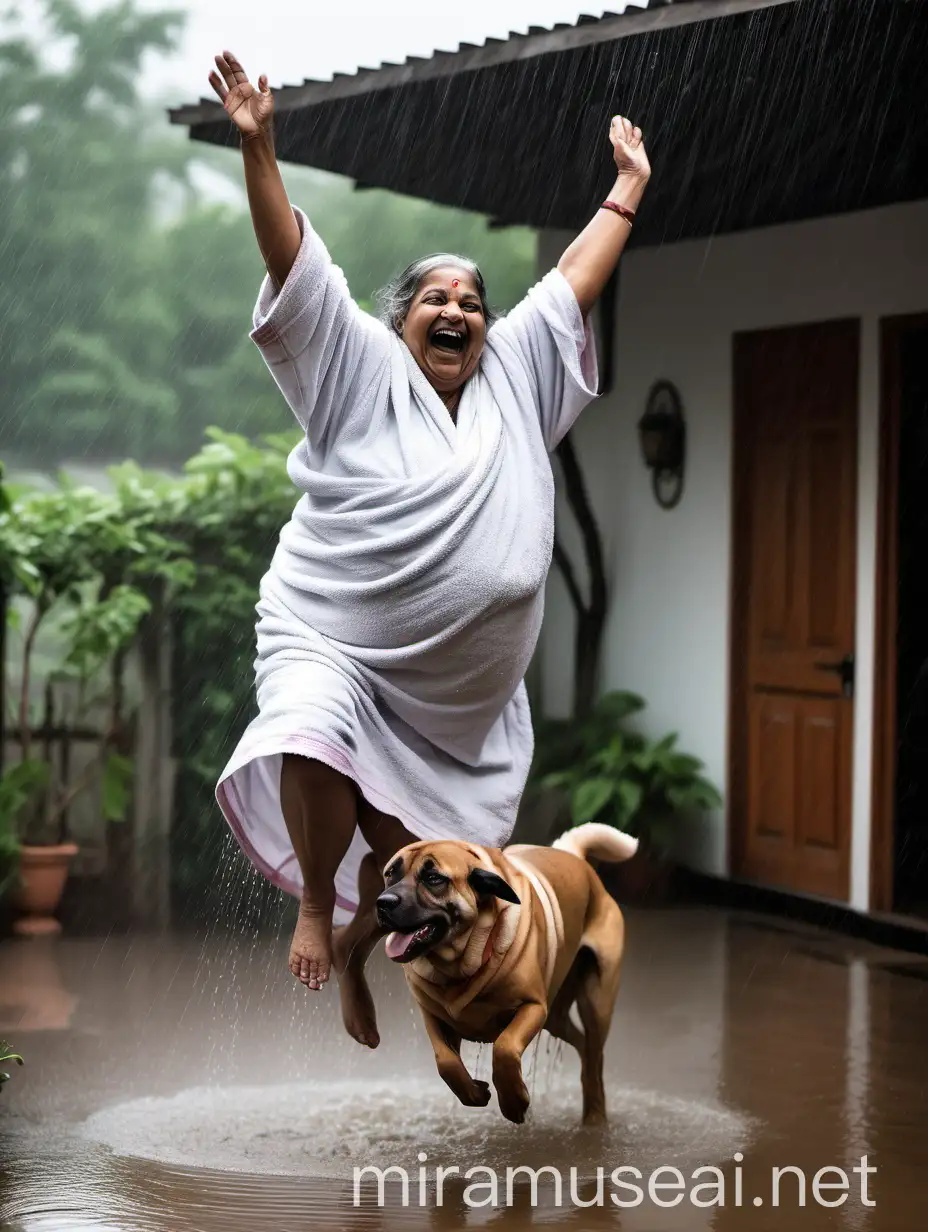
[373,822,637,1125]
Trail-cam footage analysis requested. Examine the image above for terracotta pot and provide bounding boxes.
[13,843,78,937]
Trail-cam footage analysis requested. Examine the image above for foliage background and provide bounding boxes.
[2,431,314,916]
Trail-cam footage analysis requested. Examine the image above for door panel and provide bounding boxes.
[796,697,846,853]
[732,320,858,900]
[748,694,795,841]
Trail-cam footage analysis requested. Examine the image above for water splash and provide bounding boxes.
[81,1076,757,1179]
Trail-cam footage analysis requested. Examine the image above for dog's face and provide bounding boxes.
[376,841,520,964]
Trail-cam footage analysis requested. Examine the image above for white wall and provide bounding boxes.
[537,199,928,913]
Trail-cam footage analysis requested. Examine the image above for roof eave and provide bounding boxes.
[168,0,797,129]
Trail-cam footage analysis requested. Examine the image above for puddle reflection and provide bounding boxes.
[0,939,78,1033]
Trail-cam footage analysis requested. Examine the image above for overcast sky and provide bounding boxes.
[25,1,626,103]
[161,1,626,104]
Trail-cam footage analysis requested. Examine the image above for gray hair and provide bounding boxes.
[375,253,496,334]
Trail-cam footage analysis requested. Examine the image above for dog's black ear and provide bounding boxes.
[468,868,520,905]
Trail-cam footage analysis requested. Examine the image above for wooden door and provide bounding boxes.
[730,320,859,901]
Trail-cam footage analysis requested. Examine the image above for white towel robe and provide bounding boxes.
[216,207,599,922]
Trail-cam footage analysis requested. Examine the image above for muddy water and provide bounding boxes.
[1,907,926,1230]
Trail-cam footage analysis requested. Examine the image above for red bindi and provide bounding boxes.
[452,279,460,288]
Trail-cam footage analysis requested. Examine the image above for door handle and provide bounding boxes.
[813,652,855,699]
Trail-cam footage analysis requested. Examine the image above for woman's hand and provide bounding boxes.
[208,51,274,138]
[555,114,650,318]
[610,114,650,183]
[208,50,299,288]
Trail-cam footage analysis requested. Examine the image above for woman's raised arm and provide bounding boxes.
[208,51,300,290]
[556,116,651,319]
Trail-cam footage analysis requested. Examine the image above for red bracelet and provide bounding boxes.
[600,200,635,225]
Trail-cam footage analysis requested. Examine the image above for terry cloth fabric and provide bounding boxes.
[215,206,599,923]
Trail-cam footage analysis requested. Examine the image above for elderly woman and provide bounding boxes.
[208,51,649,1047]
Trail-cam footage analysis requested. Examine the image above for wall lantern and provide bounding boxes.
[638,380,686,509]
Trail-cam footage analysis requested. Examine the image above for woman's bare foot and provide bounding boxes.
[289,898,333,990]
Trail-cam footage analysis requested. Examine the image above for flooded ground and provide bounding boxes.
[1,904,926,1230]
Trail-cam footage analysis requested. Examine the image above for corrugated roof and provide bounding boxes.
[166,0,927,239]
[169,0,795,128]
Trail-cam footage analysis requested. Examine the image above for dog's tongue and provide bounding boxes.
[385,927,427,961]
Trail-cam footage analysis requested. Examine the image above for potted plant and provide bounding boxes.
[0,758,56,930]
[528,690,723,905]
[2,601,139,933]
[1,480,147,935]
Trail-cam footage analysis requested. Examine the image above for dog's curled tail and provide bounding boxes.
[552,821,639,864]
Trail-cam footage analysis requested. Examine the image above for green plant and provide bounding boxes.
[156,430,300,911]
[1,430,299,913]
[0,473,191,851]
[0,761,51,893]
[530,690,723,858]
[0,1041,24,1095]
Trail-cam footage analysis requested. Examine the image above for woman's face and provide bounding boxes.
[398,266,487,396]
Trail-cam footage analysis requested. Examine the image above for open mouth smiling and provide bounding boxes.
[430,327,466,354]
[384,919,445,962]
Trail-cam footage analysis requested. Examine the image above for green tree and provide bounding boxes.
[0,0,536,472]
[0,0,190,460]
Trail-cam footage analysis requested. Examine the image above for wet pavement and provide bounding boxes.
[1,903,926,1230]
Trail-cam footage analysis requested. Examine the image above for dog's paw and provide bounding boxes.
[462,1080,492,1108]
[496,1083,531,1125]
[581,1107,607,1127]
